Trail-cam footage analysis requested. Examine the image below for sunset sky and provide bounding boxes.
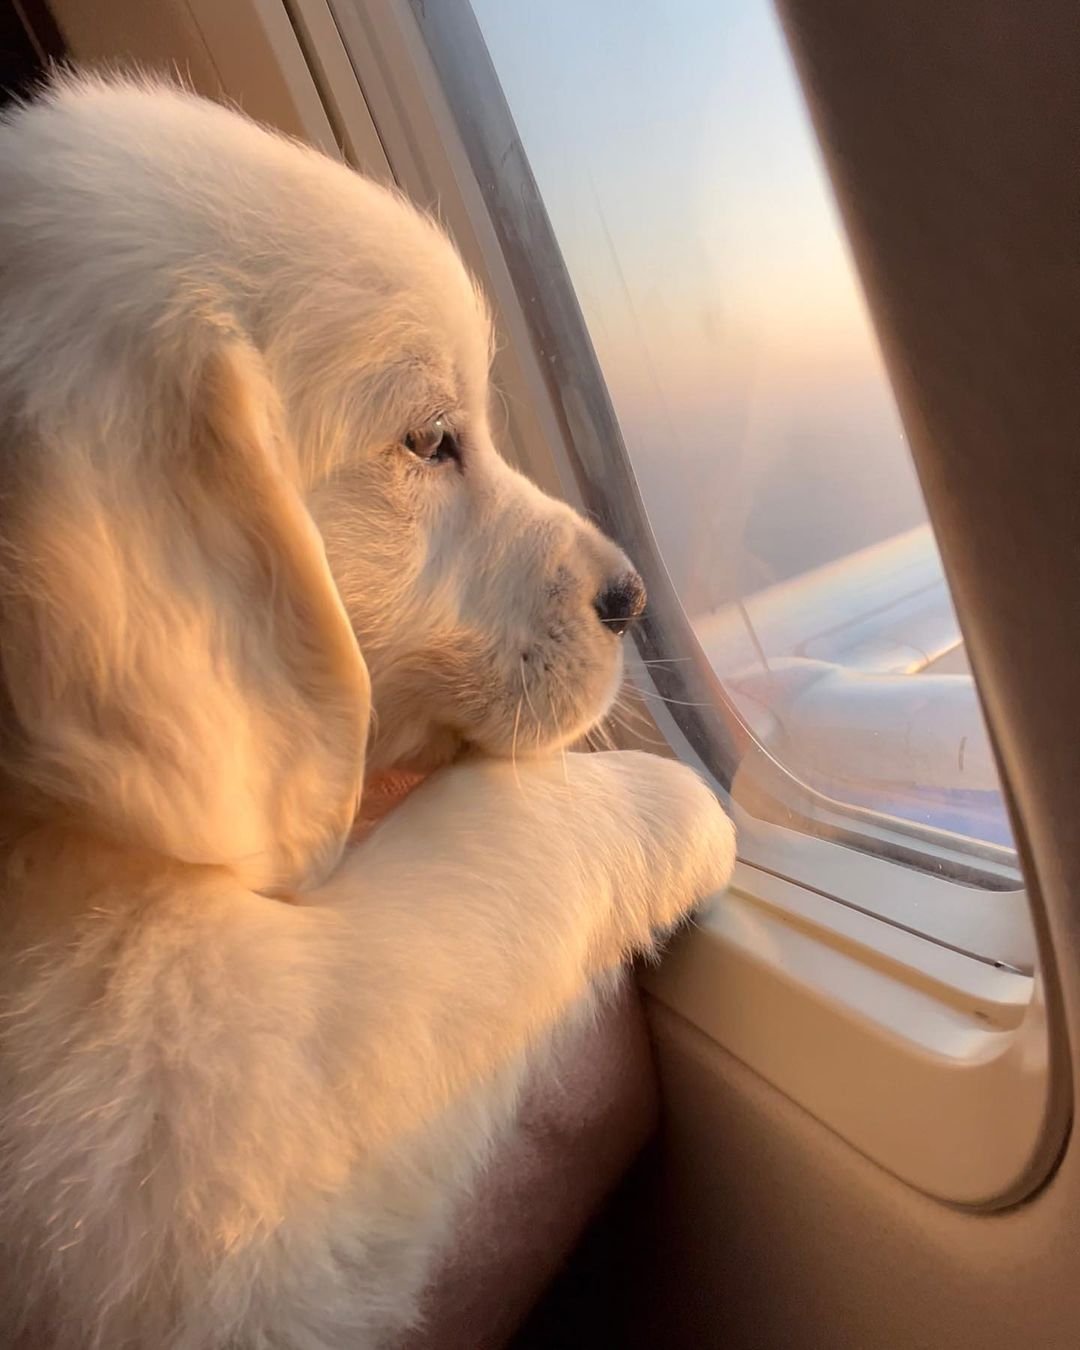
[471,0,929,613]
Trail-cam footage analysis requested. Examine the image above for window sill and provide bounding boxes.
[630,652,1037,972]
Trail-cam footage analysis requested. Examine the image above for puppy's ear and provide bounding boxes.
[0,330,369,892]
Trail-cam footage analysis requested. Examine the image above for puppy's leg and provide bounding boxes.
[311,750,735,1152]
[0,752,732,1348]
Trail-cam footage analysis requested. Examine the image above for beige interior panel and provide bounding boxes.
[49,0,339,152]
[638,1002,1076,1349]
[51,0,217,93]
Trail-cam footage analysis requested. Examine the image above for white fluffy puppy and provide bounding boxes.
[0,76,735,1350]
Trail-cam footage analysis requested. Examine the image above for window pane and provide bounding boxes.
[469,0,1018,881]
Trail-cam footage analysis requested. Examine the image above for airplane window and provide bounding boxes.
[468,0,1023,905]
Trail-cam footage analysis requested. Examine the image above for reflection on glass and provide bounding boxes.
[470,0,1013,851]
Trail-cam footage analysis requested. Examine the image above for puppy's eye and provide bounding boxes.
[402,416,460,465]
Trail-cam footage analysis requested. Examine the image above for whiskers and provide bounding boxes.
[519,657,540,738]
[629,686,714,709]
[510,652,701,778]
[597,610,650,628]
[532,658,570,785]
[579,644,716,754]
[583,684,667,754]
[583,719,618,753]
[513,657,570,789]
[624,656,714,711]
[510,692,524,791]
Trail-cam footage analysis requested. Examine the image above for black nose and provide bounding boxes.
[594,571,646,637]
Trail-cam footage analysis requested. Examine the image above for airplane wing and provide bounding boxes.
[691,525,1013,847]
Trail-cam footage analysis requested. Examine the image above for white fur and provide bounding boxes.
[0,76,736,1349]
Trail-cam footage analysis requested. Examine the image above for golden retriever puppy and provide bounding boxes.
[0,76,735,1349]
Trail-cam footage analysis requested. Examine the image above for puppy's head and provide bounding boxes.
[296,229,641,776]
[0,77,642,890]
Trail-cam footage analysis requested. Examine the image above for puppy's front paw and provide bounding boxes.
[587,750,736,935]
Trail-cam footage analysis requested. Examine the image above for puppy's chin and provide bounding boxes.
[365,725,464,780]
[453,689,620,764]
[366,653,625,778]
